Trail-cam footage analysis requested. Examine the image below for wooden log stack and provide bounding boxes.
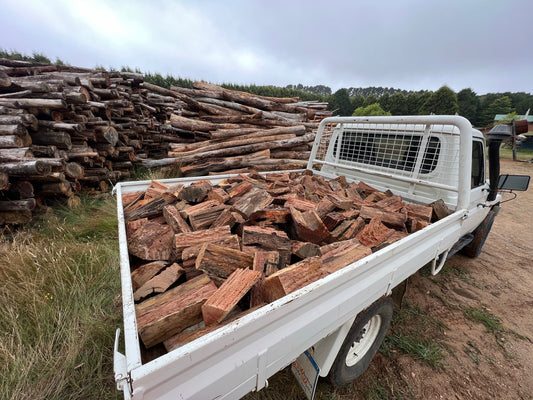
[122,170,451,356]
[0,58,331,224]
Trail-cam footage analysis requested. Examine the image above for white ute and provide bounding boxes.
[113,115,529,400]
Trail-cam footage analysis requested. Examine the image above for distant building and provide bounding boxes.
[494,114,533,132]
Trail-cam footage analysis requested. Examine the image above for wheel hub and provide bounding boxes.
[345,315,382,367]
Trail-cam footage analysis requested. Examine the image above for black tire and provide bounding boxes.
[329,297,393,386]
[461,207,498,258]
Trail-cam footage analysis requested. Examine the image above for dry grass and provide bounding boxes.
[0,196,122,400]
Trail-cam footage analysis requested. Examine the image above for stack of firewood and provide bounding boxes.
[0,58,331,224]
[122,170,451,354]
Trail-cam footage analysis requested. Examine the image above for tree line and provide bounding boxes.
[2,50,531,128]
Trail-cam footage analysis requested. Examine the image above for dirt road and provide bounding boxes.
[350,159,533,400]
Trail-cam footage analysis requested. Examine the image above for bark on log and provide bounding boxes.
[196,243,254,279]
[0,124,27,136]
[0,198,36,211]
[134,263,185,302]
[131,261,168,291]
[0,147,33,160]
[0,160,51,176]
[135,274,217,348]
[128,221,174,261]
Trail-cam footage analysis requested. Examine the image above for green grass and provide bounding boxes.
[132,164,183,181]
[0,195,122,400]
[499,145,533,161]
[382,334,444,368]
[380,302,446,368]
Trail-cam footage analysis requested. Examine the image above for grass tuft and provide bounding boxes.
[463,306,503,335]
[382,334,444,368]
[0,195,121,400]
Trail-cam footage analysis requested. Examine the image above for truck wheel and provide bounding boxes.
[461,207,499,258]
[329,297,393,386]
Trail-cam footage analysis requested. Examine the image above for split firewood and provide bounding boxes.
[126,218,148,236]
[359,205,407,230]
[291,240,319,259]
[182,200,226,230]
[231,187,273,218]
[242,225,291,265]
[135,274,217,348]
[134,263,185,301]
[178,180,212,203]
[322,211,346,230]
[182,234,241,270]
[207,186,230,203]
[163,205,192,233]
[320,240,372,273]
[262,257,326,303]
[290,207,330,244]
[248,208,290,226]
[402,203,433,223]
[128,221,174,261]
[337,217,366,241]
[145,180,170,200]
[356,218,396,248]
[430,199,452,221]
[372,231,409,252]
[407,218,430,234]
[131,260,168,291]
[196,243,254,279]
[210,209,244,229]
[161,183,184,203]
[124,197,167,221]
[202,268,262,326]
[174,225,233,258]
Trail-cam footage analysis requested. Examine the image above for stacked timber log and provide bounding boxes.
[123,170,451,356]
[0,58,331,224]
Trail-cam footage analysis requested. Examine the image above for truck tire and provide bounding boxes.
[461,206,499,258]
[329,297,393,386]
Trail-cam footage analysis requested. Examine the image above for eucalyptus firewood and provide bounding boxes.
[128,221,174,261]
[355,218,396,248]
[196,243,254,279]
[135,274,217,348]
[359,205,407,230]
[290,207,330,244]
[134,263,185,302]
[183,200,226,230]
[262,257,326,303]
[174,225,233,257]
[320,240,372,273]
[202,268,262,326]
[131,261,168,291]
[163,205,192,233]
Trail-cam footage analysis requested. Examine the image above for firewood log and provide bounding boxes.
[135,274,217,348]
[202,268,262,326]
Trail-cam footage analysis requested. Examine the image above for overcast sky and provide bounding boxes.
[1,0,531,95]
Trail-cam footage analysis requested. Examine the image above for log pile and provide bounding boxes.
[123,170,451,354]
[0,58,331,224]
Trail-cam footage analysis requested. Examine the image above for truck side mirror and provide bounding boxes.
[497,174,530,191]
